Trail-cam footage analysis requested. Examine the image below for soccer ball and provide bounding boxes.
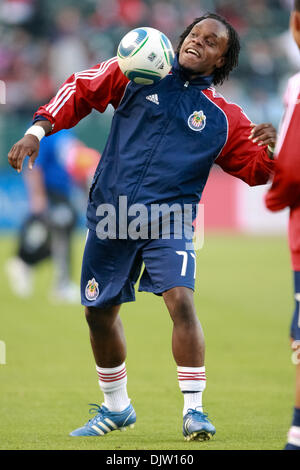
[117,27,175,85]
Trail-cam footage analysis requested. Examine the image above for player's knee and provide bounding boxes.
[85,307,99,330]
[85,305,119,331]
[164,287,196,324]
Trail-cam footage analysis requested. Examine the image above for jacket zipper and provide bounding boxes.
[128,80,190,206]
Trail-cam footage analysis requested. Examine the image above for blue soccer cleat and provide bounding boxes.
[69,403,136,436]
[183,408,216,442]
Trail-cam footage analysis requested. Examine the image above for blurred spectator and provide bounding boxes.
[118,0,148,27]
[5,130,99,303]
[151,1,180,38]
[49,7,90,86]
[0,0,35,25]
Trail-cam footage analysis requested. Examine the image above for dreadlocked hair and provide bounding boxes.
[176,13,241,86]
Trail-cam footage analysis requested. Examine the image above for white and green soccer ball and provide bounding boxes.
[117,27,175,85]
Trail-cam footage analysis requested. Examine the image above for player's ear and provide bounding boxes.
[215,56,225,69]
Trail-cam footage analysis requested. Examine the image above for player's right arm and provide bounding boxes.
[8,120,51,172]
[8,57,129,173]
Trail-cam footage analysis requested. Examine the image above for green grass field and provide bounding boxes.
[0,233,296,450]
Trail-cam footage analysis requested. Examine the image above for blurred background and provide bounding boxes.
[0,0,298,234]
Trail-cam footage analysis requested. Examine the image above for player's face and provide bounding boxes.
[179,19,229,78]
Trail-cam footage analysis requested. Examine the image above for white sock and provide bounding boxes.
[177,366,206,416]
[182,392,203,416]
[287,426,300,447]
[96,363,130,412]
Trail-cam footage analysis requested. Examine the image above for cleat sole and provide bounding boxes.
[120,423,135,432]
[184,431,213,442]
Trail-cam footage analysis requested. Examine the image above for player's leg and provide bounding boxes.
[85,304,126,367]
[69,304,135,436]
[86,304,131,415]
[139,238,215,441]
[163,286,214,441]
[86,305,130,412]
[296,359,300,437]
[70,232,141,436]
[162,286,205,367]
[297,359,300,409]
[286,346,300,450]
[285,271,300,450]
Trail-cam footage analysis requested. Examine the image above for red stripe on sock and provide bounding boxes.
[97,371,127,383]
[97,366,126,379]
[178,372,205,377]
[178,374,206,379]
[97,370,126,379]
[178,378,206,382]
[178,373,206,376]
[178,372,206,375]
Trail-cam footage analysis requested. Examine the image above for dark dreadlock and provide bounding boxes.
[295,0,300,11]
[176,13,241,86]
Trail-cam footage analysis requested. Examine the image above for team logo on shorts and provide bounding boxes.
[85,278,99,301]
[188,110,206,132]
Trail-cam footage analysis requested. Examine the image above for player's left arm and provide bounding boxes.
[215,107,276,186]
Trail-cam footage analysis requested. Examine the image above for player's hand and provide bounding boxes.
[248,123,277,149]
[8,134,40,173]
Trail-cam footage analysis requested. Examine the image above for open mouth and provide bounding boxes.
[185,48,201,58]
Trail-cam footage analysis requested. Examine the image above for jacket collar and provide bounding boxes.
[171,54,214,89]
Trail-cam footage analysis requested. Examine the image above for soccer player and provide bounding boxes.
[8,13,276,441]
[265,0,300,451]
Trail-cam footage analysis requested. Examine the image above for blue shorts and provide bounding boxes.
[81,229,196,308]
[291,271,300,341]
